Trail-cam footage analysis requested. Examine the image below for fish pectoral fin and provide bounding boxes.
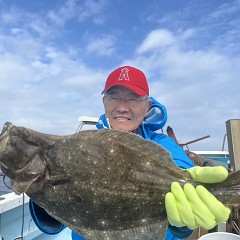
[129,170,164,185]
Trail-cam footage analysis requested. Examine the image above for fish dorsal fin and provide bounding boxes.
[78,129,179,171]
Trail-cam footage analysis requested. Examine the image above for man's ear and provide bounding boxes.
[144,99,152,117]
[147,99,152,110]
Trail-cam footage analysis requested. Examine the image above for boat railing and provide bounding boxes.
[76,116,98,132]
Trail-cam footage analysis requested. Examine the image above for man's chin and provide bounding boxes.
[112,124,134,132]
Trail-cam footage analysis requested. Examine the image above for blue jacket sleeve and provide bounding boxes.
[29,199,65,235]
[166,225,193,239]
[151,133,194,169]
[72,231,86,240]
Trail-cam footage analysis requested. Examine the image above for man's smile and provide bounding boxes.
[114,117,131,120]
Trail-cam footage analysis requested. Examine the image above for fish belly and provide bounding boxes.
[78,221,168,240]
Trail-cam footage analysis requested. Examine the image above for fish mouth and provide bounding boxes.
[0,122,12,136]
[12,172,47,195]
[0,123,13,150]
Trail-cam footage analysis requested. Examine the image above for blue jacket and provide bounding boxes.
[30,97,194,240]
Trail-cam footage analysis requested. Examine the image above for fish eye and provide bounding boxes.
[23,129,30,137]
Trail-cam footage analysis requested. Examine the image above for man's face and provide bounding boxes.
[103,86,151,132]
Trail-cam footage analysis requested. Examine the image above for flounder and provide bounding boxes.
[0,122,240,240]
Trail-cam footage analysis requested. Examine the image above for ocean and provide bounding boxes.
[0,170,12,195]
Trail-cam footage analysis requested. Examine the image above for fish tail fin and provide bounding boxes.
[209,170,240,206]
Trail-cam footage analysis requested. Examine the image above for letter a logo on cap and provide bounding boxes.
[118,67,129,81]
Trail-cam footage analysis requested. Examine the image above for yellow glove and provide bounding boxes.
[187,166,228,183]
[165,166,231,230]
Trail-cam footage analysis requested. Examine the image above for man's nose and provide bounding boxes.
[115,99,129,109]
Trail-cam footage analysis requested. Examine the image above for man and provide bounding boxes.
[30,66,230,240]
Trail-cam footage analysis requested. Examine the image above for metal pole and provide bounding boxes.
[226,119,240,171]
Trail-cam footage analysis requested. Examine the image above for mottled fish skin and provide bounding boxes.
[0,122,240,240]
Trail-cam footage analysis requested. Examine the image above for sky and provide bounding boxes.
[0,0,239,151]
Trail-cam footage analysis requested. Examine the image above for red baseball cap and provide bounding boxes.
[102,66,149,96]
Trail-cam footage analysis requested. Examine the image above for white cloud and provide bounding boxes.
[78,0,107,24]
[47,0,77,26]
[130,24,240,151]
[1,5,22,24]
[136,29,175,54]
[207,0,240,20]
[0,20,106,135]
[0,49,105,134]
[47,0,107,26]
[86,34,115,56]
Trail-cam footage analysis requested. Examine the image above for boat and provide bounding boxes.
[190,150,230,169]
[0,191,72,240]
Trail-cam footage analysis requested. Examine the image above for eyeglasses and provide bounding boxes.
[104,95,148,107]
